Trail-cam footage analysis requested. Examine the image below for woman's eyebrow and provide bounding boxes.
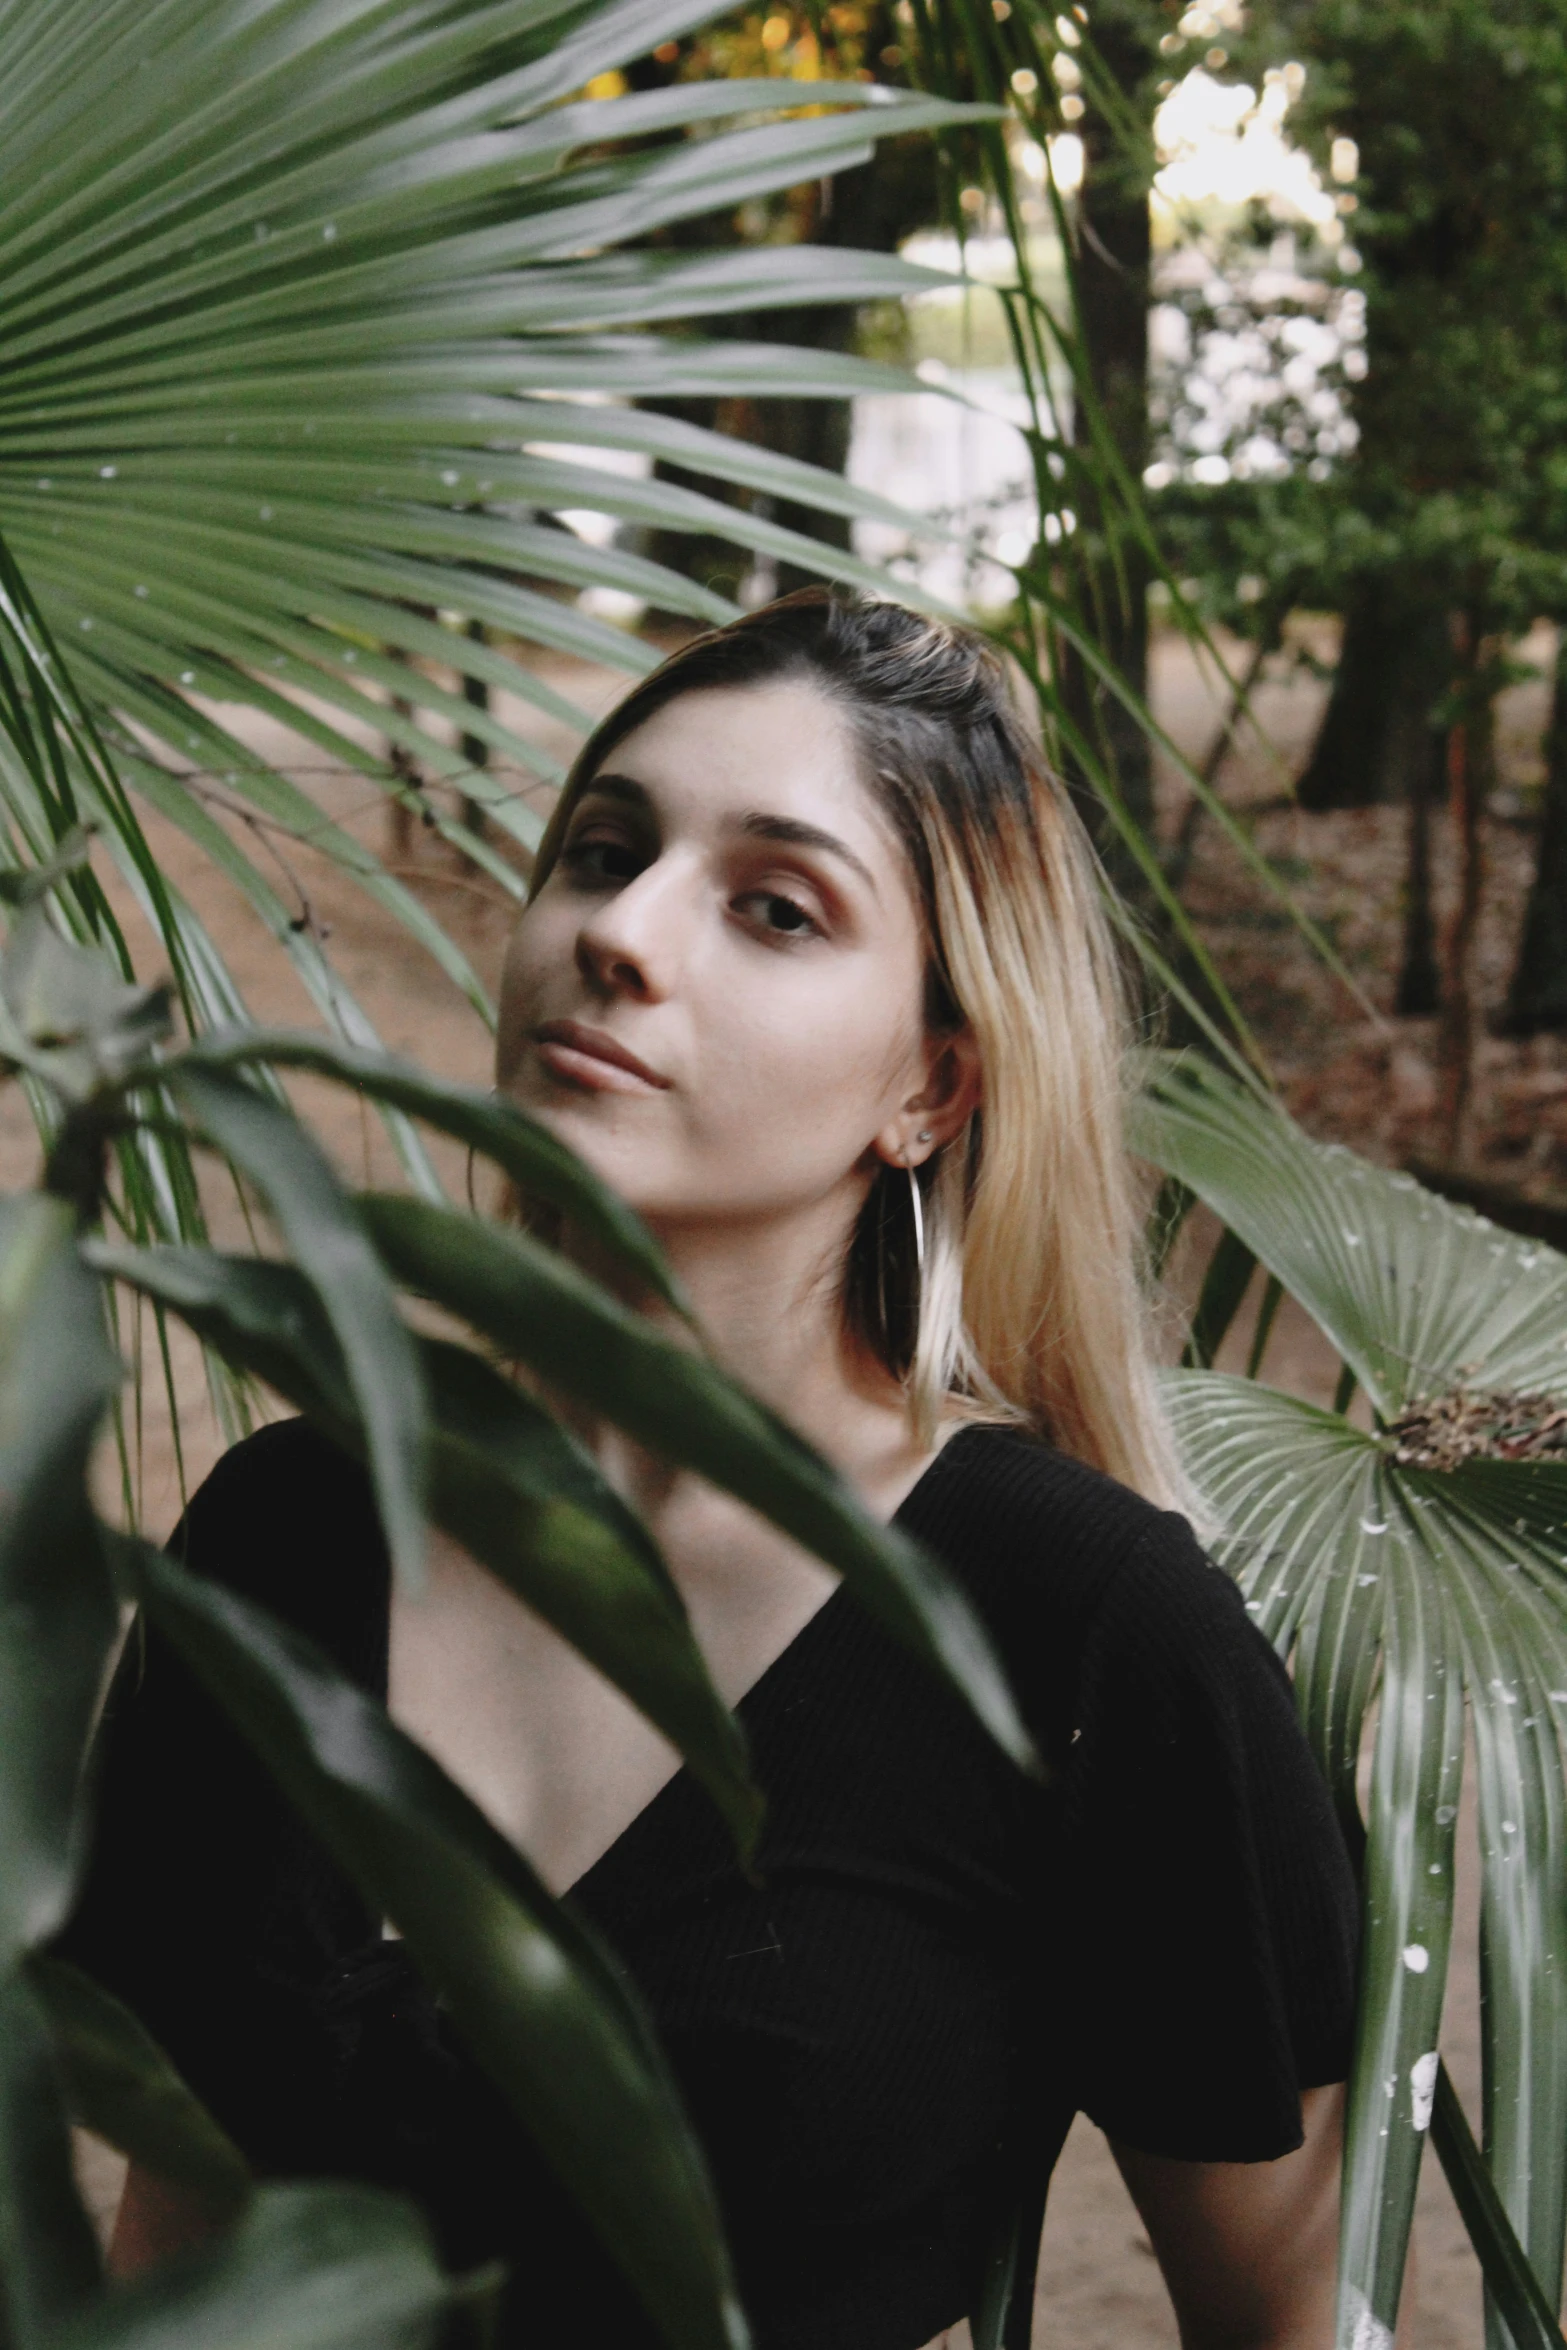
[574,771,649,810]
[733,811,879,898]
[578,776,878,897]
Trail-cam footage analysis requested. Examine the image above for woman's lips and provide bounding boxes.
[530,1020,670,1094]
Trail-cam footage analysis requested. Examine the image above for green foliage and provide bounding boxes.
[26,1960,250,2221]
[116,1530,750,2350]
[0,878,1032,2350]
[49,2185,471,2350]
[1289,0,1567,596]
[0,0,992,1201]
[1191,0,1567,645]
[0,1192,121,1969]
[1139,1052,1567,2348]
[0,1967,105,2348]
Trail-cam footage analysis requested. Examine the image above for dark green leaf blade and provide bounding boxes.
[52,2182,463,2350]
[0,1964,103,2350]
[423,1340,764,1864]
[1422,1494,1567,2331]
[86,1244,763,1858]
[1432,2064,1567,2350]
[358,1195,1037,1777]
[0,1193,120,1968]
[179,1027,686,1314]
[1181,1224,1257,1371]
[26,1956,250,2219]
[1336,1525,1464,2347]
[117,1534,750,2350]
[168,1064,428,1589]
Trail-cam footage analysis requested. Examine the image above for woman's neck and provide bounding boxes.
[652,1190,882,1433]
[584,1184,929,1515]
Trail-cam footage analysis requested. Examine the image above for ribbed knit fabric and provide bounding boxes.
[61,1416,1358,2350]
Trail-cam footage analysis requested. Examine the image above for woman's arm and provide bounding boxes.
[1111,2083,1344,2350]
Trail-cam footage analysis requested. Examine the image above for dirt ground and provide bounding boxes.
[55,615,1548,2343]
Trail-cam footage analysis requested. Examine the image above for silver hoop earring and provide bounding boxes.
[907,1151,927,1286]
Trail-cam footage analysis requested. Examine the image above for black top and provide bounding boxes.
[62,1417,1359,2350]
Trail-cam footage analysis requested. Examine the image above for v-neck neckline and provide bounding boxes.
[562,1421,982,1905]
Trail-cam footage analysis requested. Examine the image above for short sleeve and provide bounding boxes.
[55,1420,391,2169]
[1060,1512,1359,2163]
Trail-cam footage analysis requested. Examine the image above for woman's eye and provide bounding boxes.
[736,889,821,939]
[562,834,642,883]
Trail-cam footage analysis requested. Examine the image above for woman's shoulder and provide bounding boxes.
[172,1416,388,1682]
[908,1417,1232,1643]
[178,1414,378,1548]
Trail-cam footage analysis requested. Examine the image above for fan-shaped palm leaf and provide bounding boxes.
[1138,1052,1567,2349]
[0,0,991,1128]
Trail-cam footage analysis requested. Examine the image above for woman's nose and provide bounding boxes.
[575,861,684,1003]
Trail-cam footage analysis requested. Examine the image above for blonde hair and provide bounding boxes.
[528,589,1188,1513]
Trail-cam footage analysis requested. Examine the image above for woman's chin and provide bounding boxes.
[523,1092,662,1193]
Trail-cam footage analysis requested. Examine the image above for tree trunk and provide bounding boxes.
[638,102,936,612]
[1501,631,1567,1035]
[1058,10,1155,875]
[1395,721,1443,1017]
[755,300,854,599]
[1296,586,1401,810]
[1435,615,1495,1160]
[1297,588,1450,811]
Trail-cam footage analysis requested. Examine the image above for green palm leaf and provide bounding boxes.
[49,2183,470,2350]
[0,0,993,1094]
[0,1966,104,2350]
[86,1241,762,1855]
[118,1533,750,2350]
[1144,1055,1567,2347]
[1136,1050,1567,1413]
[0,1194,121,1972]
[169,1064,430,1591]
[26,1957,250,2220]
[178,1024,687,1311]
[356,1191,1036,1774]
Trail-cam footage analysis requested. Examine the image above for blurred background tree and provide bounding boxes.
[601,6,941,604]
[1154,0,1567,1130]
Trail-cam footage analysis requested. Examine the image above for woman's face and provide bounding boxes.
[497,678,966,1234]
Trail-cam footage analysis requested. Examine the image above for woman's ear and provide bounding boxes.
[875,1028,982,1168]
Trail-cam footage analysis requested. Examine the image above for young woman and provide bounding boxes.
[67,592,1358,2350]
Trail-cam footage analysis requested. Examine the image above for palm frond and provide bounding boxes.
[1144,1051,1567,2345]
[0,0,995,1075]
